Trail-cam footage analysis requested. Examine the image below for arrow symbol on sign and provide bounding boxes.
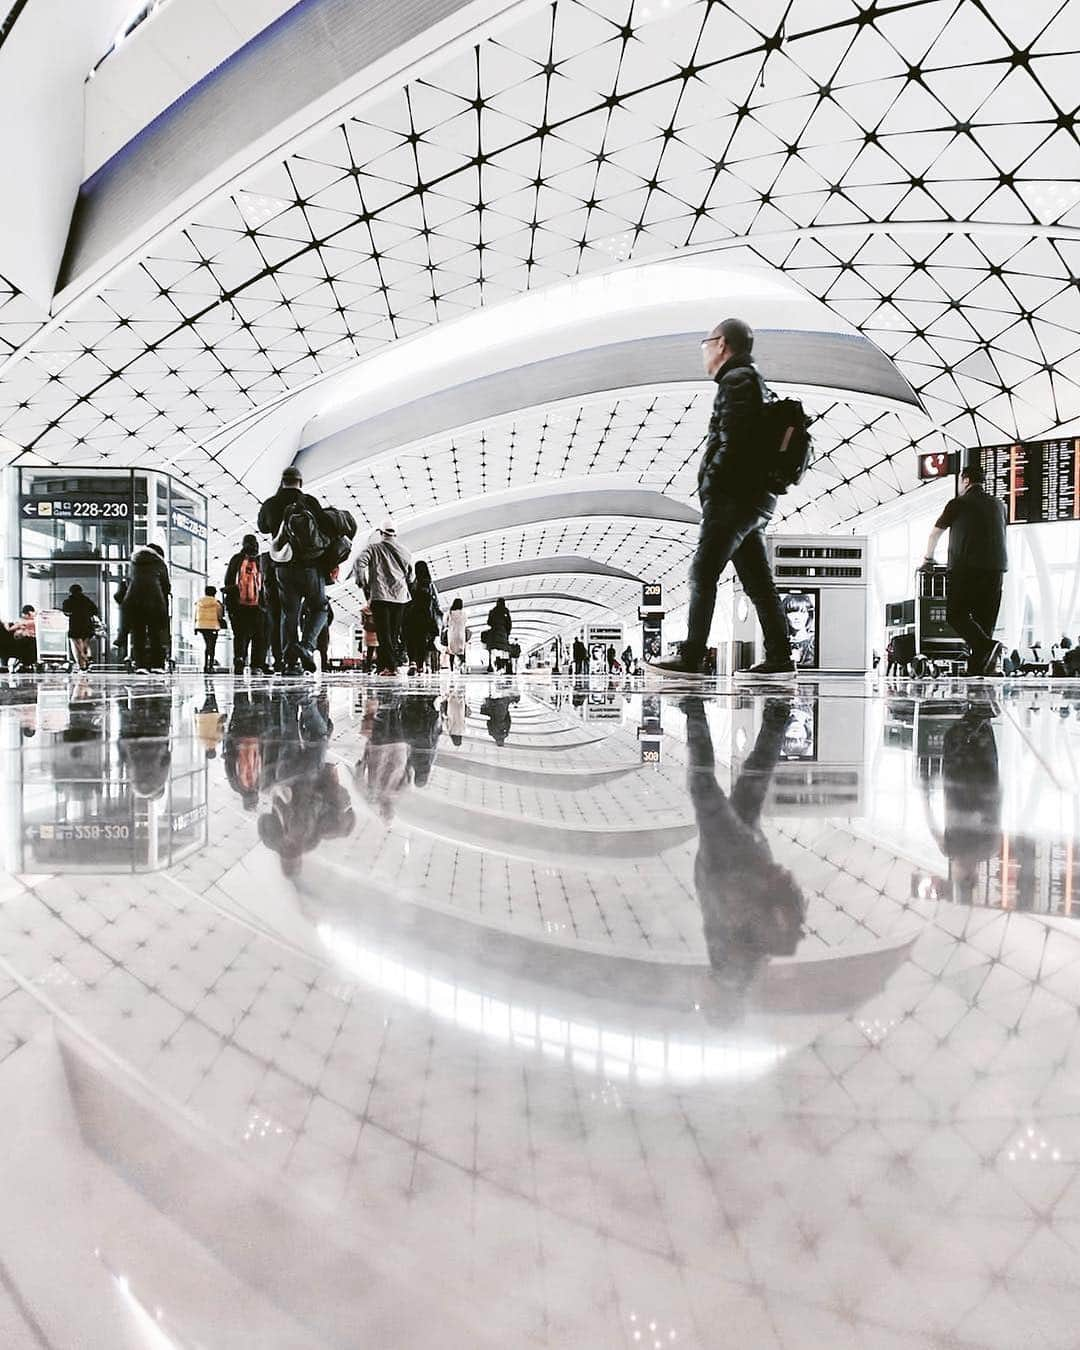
[22,502,36,515]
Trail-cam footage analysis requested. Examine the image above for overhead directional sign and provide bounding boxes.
[21,495,130,519]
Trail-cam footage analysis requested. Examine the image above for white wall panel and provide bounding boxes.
[0,0,131,307]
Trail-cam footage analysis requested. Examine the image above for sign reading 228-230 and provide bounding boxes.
[21,497,130,519]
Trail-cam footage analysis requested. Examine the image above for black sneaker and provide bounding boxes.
[643,657,706,678]
[735,660,798,680]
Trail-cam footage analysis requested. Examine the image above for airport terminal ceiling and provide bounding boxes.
[1,0,1079,642]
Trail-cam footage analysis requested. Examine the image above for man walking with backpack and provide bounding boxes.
[224,534,266,674]
[646,317,807,680]
[258,467,335,674]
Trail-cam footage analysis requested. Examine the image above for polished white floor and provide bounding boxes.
[0,670,1078,1348]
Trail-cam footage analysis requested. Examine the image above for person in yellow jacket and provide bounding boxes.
[194,585,226,673]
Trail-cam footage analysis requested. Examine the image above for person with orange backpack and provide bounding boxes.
[224,534,267,675]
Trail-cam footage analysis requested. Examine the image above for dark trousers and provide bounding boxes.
[685,493,790,666]
[405,631,435,670]
[231,606,262,670]
[199,630,219,671]
[276,564,327,660]
[947,566,1003,669]
[128,607,167,670]
[265,588,282,665]
[372,601,406,670]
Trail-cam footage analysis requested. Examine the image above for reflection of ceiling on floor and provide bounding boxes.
[2,2,1078,642]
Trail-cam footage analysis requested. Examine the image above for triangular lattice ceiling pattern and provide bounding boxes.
[335,387,938,529]
[0,0,1077,637]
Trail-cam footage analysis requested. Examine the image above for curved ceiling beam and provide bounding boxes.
[399,486,698,555]
[298,329,918,487]
[456,590,614,612]
[57,0,528,300]
[458,606,600,626]
[433,558,642,593]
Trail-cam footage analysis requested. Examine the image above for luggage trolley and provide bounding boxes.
[36,610,72,670]
[914,565,966,674]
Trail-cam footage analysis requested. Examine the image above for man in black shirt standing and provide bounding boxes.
[921,463,1008,676]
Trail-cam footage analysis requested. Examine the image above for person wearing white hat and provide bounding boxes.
[351,520,414,676]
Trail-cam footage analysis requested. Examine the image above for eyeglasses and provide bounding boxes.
[700,337,724,348]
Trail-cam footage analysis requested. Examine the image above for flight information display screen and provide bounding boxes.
[976,437,1080,524]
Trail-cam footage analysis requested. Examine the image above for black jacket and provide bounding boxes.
[62,592,99,639]
[122,546,171,613]
[487,604,512,644]
[697,355,771,502]
[257,487,334,541]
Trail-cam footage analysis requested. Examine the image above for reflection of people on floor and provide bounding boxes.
[224,687,273,810]
[194,684,226,760]
[401,694,442,787]
[683,695,805,1021]
[355,693,409,823]
[481,691,520,746]
[442,689,467,746]
[922,702,1002,904]
[257,689,354,874]
[118,691,173,799]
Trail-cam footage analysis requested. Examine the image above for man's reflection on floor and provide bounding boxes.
[118,690,173,800]
[402,694,443,787]
[481,690,520,746]
[356,693,444,821]
[236,688,354,875]
[922,699,1002,904]
[682,695,805,1022]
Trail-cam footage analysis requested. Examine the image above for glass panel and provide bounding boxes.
[133,472,149,547]
[170,571,200,668]
[19,469,133,562]
[169,483,207,576]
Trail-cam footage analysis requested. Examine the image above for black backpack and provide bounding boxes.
[283,503,330,563]
[322,507,357,541]
[761,396,813,494]
[322,533,352,573]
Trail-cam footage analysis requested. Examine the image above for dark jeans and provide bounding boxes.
[685,493,789,666]
[198,629,219,671]
[231,606,262,670]
[405,630,436,670]
[127,606,167,670]
[947,566,1003,669]
[372,601,406,670]
[276,564,327,660]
